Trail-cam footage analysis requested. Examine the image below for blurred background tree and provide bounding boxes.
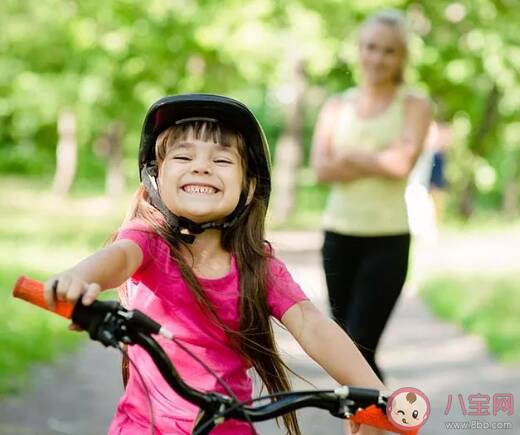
[1,0,519,220]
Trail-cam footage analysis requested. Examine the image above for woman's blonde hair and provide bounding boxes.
[359,9,409,83]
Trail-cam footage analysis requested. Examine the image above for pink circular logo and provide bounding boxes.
[387,387,431,430]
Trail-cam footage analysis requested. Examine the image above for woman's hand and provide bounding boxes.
[44,272,101,309]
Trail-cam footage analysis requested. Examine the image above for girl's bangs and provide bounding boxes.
[155,121,245,162]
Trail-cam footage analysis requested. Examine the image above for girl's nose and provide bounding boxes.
[190,157,212,175]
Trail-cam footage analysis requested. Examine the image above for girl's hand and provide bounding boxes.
[44,272,101,309]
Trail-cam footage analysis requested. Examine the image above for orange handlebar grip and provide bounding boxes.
[12,276,74,319]
[351,405,419,434]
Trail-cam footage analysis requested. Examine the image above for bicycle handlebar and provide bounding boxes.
[12,276,418,435]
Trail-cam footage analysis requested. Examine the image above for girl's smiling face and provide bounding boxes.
[158,137,245,224]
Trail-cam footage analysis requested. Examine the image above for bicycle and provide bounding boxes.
[13,276,419,435]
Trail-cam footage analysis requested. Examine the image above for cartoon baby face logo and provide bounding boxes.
[387,387,430,431]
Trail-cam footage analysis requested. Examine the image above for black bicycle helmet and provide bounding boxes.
[138,94,271,243]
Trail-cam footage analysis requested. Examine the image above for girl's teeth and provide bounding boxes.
[184,185,216,194]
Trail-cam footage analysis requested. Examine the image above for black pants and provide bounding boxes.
[321,231,410,382]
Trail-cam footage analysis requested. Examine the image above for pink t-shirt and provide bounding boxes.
[108,220,308,435]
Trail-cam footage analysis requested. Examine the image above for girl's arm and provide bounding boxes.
[310,97,367,183]
[337,94,433,180]
[43,239,143,308]
[281,300,385,389]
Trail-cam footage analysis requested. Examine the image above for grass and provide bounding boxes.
[420,274,520,363]
[0,176,126,396]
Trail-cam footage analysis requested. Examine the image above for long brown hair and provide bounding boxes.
[121,121,301,434]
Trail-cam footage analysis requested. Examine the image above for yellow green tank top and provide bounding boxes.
[322,86,410,235]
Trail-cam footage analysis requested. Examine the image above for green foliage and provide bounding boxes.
[1,0,519,213]
[420,274,520,363]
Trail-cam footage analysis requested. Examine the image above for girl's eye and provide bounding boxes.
[173,156,191,161]
[214,159,233,164]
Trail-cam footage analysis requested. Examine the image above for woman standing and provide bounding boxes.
[311,9,432,384]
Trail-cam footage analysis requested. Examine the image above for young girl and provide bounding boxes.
[44,94,385,435]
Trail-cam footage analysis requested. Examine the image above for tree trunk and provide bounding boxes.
[503,180,518,219]
[52,111,77,195]
[458,182,475,219]
[272,59,306,223]
[457,84,499,217]
[502,156,518,219]
[95,122,125,197]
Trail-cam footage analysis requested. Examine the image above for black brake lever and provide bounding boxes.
[71,300,125,347]
[71,299,173,347]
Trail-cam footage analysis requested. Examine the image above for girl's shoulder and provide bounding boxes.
[263,243,291,278]
[116,218,161,251]
[116,219,171,269]
[119,218,155,234]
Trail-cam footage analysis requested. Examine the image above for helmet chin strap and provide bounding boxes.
[141,163,247,244]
